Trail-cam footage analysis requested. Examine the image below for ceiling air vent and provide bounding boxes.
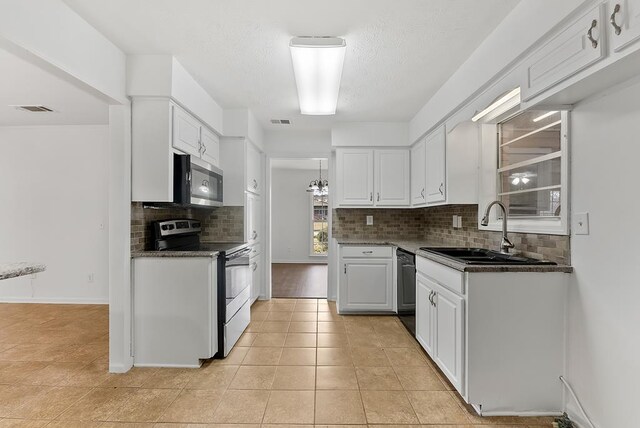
[13,105,54,112]
[270,119,291,125]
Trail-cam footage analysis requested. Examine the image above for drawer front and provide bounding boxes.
[416,256,464,295]
[341,245,392,258]
[521,3,606,101]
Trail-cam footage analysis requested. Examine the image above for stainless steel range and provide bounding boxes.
[153,219,251,357]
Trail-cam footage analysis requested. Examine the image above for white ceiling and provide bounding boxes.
[63,0,519,132]
[271,158,328,171]
[0,47,109,126]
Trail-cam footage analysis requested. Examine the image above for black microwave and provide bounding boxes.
[174,154,223,207]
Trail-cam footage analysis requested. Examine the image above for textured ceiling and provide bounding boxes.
[63,0,519,131]
[0,47,109,126]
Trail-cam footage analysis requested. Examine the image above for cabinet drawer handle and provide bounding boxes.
[587,19,599,48]
[362,251,373,254]
[611,3,622,35]
[439,183,444,195]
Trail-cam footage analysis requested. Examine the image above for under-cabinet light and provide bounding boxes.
[471,87,521,122]
[532,111,559,122]
[289,37,346,115]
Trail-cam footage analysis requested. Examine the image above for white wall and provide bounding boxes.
[0,0,126,104]
[0,125,109,303]
[331,122,408,147]
[264,130,331,157]
[566,79,640,428]
[271,168,328,264]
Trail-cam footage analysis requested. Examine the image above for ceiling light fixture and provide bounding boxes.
[289,37,346,115]
[532,111,559,122]
[471,87,521,122]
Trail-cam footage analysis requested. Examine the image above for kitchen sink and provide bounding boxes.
[419,247,557,265]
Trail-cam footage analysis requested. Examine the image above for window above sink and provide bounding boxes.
[479,109,570,235]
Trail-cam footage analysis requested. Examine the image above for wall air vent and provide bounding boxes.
[13,105,54,112]
[270,119,291,125]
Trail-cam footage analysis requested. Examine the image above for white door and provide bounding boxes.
[610,0,640,53]
[172,106,201,157]
[375,149,410,206]
[340,259,393,312]
[250,255,261,302]
[246,143,262,194]
[411,140,427,206]
[200,127,220,167]
[336,149,374,206]
[246,193,261,244]
[425,126,446,204]
[433,282,464,392]
[416,273,435,356]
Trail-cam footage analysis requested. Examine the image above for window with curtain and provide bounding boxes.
[311,194,328,255]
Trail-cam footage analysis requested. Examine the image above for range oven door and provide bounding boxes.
[174,154,223,207]
[225,248,251,320]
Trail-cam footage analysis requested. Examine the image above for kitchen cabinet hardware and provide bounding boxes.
[344,264,347,274]
[370,192,373,201]
[377,192,380,201]
[611,3,622,35]
[362,250,373,254]
[252,262,257,271]
[587,19,599,48]
[421,188,425,199]
[439,183,444,195]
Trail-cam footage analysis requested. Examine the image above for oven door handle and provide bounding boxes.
[226,248,251,261]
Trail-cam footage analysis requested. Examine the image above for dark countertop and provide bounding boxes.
[131,250,219,258]
[337,239,573,273]
[0,262,46,280]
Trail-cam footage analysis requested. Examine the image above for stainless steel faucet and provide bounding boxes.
[481,201,515,254]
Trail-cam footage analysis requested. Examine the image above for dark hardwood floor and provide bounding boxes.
[271,263,328,298]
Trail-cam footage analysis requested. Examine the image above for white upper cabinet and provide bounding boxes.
[200,126,220,167]
[425,126,446,204]
[336,148,374,206]
[131,98,221,202]
[374,149,410,206]
[411,140,427,206]
[520,3,606,101]
[246,143,262,195]
[609,0,640,53]
[336,148,409,207]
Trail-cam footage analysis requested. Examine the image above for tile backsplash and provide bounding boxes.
[131,203,244,252]
[333,204,570,264]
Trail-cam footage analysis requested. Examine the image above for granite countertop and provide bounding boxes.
[337,239,573,273]
[131,250,220,258]
[0,262,46,280]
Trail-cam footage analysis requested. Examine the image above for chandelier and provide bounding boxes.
[306,160,328,196]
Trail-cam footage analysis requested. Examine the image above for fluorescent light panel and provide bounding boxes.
[290,37,346,115]
[471,87,521,122]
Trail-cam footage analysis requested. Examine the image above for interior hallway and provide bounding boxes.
[272,263,327,298]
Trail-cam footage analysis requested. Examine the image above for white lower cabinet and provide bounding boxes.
[416,255,568,416]
[338,245,394,313]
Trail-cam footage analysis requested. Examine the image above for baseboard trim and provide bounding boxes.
[271,260,328,264]
[0,297,109,304]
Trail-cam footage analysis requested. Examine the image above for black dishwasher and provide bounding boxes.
[396,248,416,336]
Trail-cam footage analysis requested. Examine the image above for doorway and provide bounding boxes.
[269,158,329,299]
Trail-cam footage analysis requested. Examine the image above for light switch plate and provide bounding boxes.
[366,215,373,226]
[452,215,458,228]
[573,212,589,235]
[457,215,463,228]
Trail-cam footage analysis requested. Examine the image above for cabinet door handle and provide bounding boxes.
[439,183,444,195]
[421,188,425,199]
[369,192,373,202]
[428,291,434,305]
[433,293,437,307]
[587,19,599,48]
[377,192,380,202]
[253,179,258,189]
[344,264,347,274]
[202,144,207,155]
[252,262,258,271]
[252,231,258,240]
[611,3,622,35]
[362,250,373,254]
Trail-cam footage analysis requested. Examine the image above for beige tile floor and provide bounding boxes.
[0,299,555,427]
